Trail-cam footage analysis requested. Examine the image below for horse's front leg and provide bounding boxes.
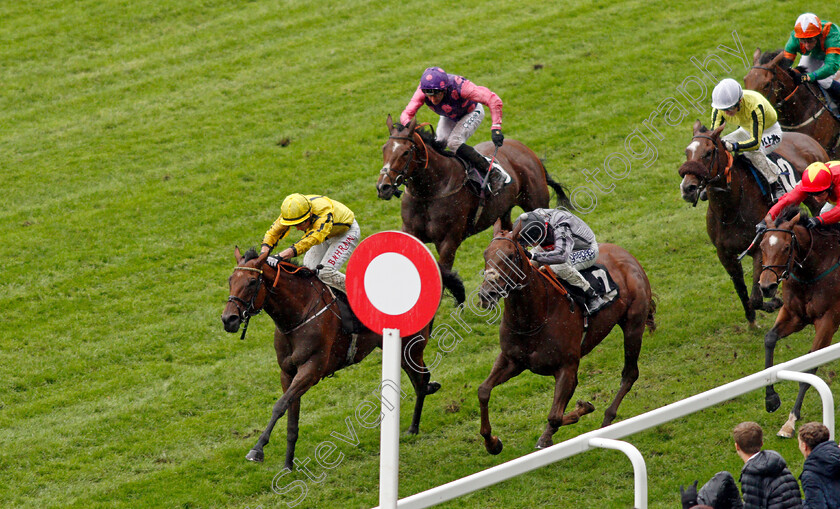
[750,253,782,313]
[764,306,806,413]
[282,370,301,470]
[478,353,524,455]
[778,312,840,437]
[716,247,754,325]
[537,363,594,449]
[247,361,320,463]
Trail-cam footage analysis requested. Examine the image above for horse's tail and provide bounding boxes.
[645,293,658,334]
[544,168,574,211]
[438,263,466,305]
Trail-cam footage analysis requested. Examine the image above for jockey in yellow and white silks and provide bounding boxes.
[710,78,784,196]
[260,194,359,293]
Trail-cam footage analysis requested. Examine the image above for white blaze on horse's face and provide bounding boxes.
[686,141,700,159]
[392,141,400,153]
[769,235,779,247]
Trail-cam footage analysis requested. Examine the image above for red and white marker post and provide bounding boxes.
[346,231,441,509]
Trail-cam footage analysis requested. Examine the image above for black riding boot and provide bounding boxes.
[456,144,504,194]
[827,80,840,112]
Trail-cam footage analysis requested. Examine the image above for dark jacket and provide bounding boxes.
[739,450,802,509]
[801,440,840,509]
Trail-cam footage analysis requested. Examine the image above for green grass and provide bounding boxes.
[2,0,839,507]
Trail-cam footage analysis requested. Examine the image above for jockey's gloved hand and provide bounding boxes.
[680,480,699,509]
[723,141,739,152]
[491,129,504,147]
[801,73,812,83]
[805,216,822,229]
[756,220,768,235]
[266,255,283,268]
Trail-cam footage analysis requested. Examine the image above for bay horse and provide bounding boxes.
[678,120,826,326]
[758,207,840,438]
[221,247,440,468]
[377,115,571,304]
[475,221,656,453]
[744,48,840,158]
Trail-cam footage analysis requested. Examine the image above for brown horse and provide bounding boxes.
[744,48,840,158]
[475,221,656,453]
[678,120,826,326]
[221,247,440,468]
[758,207,840,438]
[377,115,571,304]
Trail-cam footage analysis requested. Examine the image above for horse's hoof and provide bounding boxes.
[535,438,553,450]
[748,320,758,330]
[577,400,596,414]
[765,393,781,413]
[485,436,503,455]
[777,425,795,439]
[426,381,441,395]
[406,425,419,435]
[245,449,264,462]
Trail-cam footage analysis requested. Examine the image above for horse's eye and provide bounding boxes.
[248,279,258,288]
[703,152,711,159]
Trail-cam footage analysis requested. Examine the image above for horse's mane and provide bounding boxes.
[776,205,809,226]
[415,128,457,158]
[241,247,317,278]
[759,49,783,65]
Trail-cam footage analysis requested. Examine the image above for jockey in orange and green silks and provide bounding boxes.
[781,13,840,104]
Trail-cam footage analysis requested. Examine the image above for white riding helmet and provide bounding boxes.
[711,79,743,110]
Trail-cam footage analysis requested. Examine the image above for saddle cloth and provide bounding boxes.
[544,264,620,315]
[740,153,798,201]
[462,155,511,194]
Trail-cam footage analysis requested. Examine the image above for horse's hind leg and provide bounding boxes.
[478,354,525,455]
[401,335,440,435]
[537,363,593,449]
[764,307,805,413]
[601,319,644,427]
[247,364,319,463]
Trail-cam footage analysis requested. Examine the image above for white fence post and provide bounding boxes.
[776,370,835,440]
[588,438,647,509]
[380,328,402,509]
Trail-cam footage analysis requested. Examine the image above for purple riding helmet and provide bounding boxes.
[420,67,451,91]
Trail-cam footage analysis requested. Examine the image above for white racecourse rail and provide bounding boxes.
[374,342,840,509]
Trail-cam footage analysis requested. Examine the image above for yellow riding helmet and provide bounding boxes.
[279,193,312,225]
[801,162,832,193]
[794,13,821,39]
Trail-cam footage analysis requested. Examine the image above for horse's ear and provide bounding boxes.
[770,51,787,67]
[256,250,270,265]
[791,213,802,226]
[692,119,703,133]
[235,246,243,263]
[752,47,761,65]
[492,218,504,236]
[711,124,726,139]
[386,114,394,131]
[407,117,417,132]
[511,215,526,239]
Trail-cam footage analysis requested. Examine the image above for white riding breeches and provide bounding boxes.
[536,245,600,292]
[722,122,783,183]
[302,220,360,293]
[436,103,484,151]
[798,55,836,90]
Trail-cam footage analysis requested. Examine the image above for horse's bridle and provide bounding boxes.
[759,227,802,282]
[380,132,428,192]
[751,64,835,128]
[227,263,337,339]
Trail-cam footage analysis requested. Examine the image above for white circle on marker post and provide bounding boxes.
[364,252,422,315]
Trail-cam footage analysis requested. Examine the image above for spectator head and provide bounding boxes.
[798,422,830,458]
[733,421,763,455]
